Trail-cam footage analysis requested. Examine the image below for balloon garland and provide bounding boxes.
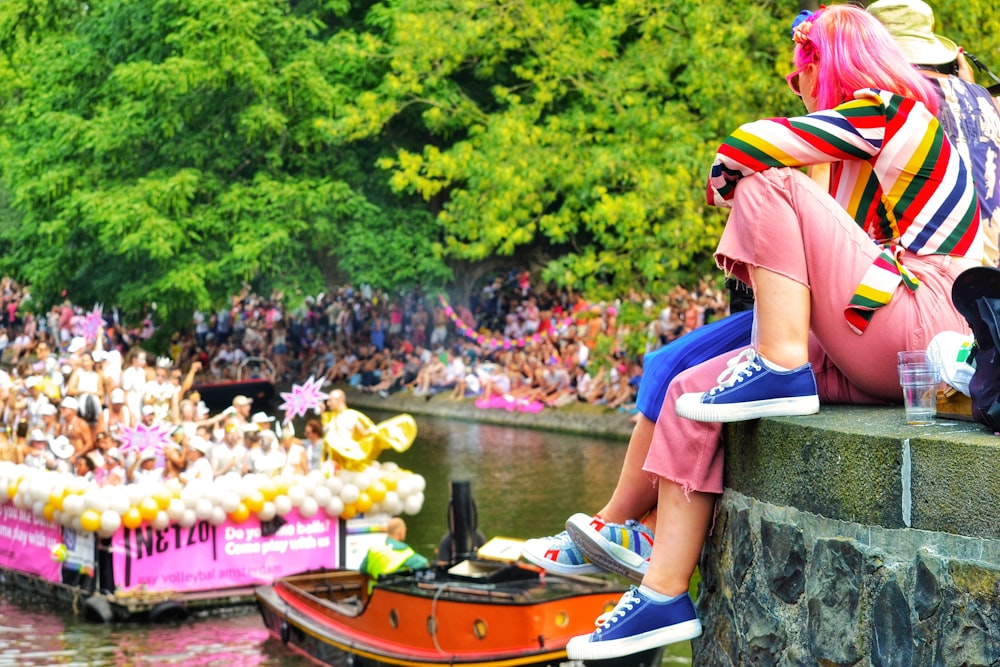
[437,294,570,350]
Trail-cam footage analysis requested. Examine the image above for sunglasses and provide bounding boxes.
[786,65,807,96]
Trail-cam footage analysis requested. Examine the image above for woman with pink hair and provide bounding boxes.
[564,5,980,660]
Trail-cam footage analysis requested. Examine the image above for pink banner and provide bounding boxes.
[111,509,341,592]
[0,505,62,581]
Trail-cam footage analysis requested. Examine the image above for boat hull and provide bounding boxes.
[256,568,665,667]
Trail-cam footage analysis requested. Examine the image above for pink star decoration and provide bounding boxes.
[279,375,328,423]
[118,421,175,456]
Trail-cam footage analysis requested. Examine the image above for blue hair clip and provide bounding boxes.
[790,10,813,39]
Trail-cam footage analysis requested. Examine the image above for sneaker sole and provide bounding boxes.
[565,618,703,660]
[565,516,647,584]
[520,546,602,576]
[674,393,819,423]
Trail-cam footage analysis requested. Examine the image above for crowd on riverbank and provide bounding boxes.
[0,271,740,481]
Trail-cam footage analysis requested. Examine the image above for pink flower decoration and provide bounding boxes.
[279,375,329,423]
[83,305,104,342]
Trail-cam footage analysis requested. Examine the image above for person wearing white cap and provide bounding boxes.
[127,448,163,484]
[868,0,1000,266]
[182,436,215,483]
[58,395,94,459]
[22,429,54,470]
[99,387,135,442]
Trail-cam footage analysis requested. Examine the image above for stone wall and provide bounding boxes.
[694,408,1000,666]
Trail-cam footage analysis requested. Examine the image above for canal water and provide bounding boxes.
[0,412,693,666]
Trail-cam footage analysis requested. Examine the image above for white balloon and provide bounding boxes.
[311,486,332,506]
[324,497,344,518]
[273,495,292,517]
[85,490,110,514]
[194,498,214,520]
[395,477,412,498]
[167,498,186,521]
[220,492,240,514]
[299,496,319,518]
[210,507,227,526]
[179,508,198,528]
[62,494,84,516]
[32,500,46,518]
[126,484,146,506]
[410,474,426,494]
[381,461,399,472]
[353,473,371,493]
[99,510,122,537]
[257,501,276,522]
[181,487,200,509]
[152,510,170,531]
[340,484,359,505]
[287,485,306,508]
[109,492,131,516]
[403,492,424,516]
[382,491,401,515]
[324,476,344,496]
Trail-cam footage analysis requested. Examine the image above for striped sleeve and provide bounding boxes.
[707,100,886,208]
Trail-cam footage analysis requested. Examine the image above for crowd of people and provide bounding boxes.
[0,270,739,484]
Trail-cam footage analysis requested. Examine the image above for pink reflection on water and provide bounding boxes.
[0,600,304,666]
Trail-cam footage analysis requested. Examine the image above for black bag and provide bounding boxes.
[951,267,1000,431]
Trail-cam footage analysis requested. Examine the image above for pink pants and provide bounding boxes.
[644,168,975,494]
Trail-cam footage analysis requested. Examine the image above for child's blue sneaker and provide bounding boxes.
[520,529,601,576]
[566,586,702,660]
[674,348,819,422]
[565,513,653,584]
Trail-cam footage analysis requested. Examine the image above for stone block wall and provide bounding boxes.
[695,408,1000,666]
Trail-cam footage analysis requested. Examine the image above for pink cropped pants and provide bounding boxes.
[644,168,976,494]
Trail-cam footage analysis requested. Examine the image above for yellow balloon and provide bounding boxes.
[48,490,65,511]
[340,503,358,520]
[368,480,387,503]
[80,509,101,532]
[258,479,278,502]
[381,474,398,492]
[244,491,265,513]
[230,503,250,524]
[153,490,172,510]
[355,492,373,514]
[138,497,160,522]
[122,507,143,529]
[43,503,56,523]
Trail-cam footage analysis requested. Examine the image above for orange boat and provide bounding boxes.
[255,481,664,667]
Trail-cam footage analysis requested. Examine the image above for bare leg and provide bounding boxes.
[640,479,716,597]
[753,267,810,369]
[594,415,659,524]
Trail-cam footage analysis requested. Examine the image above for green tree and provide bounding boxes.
[0,0,448,331]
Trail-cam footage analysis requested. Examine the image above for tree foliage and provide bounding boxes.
[0,0,996,324]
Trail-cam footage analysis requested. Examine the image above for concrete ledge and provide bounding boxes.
[723,406,1000,539]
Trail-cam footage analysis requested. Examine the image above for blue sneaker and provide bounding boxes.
[565,513,653,584]
[565,586,702,660]
[520,529,601,576]
[674,348,819,422]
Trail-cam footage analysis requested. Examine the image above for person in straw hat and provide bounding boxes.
[869,0,1000,265]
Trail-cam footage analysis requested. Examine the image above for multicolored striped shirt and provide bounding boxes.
[708,89,982,334]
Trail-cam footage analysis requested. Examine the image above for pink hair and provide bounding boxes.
[794,5,939,115]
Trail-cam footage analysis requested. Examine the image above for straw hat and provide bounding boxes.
[867,0,958,66]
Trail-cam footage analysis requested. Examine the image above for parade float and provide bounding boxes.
[0,377,425,623]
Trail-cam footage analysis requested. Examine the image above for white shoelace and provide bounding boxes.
[594,588,640,634]
[707,348,761,396]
